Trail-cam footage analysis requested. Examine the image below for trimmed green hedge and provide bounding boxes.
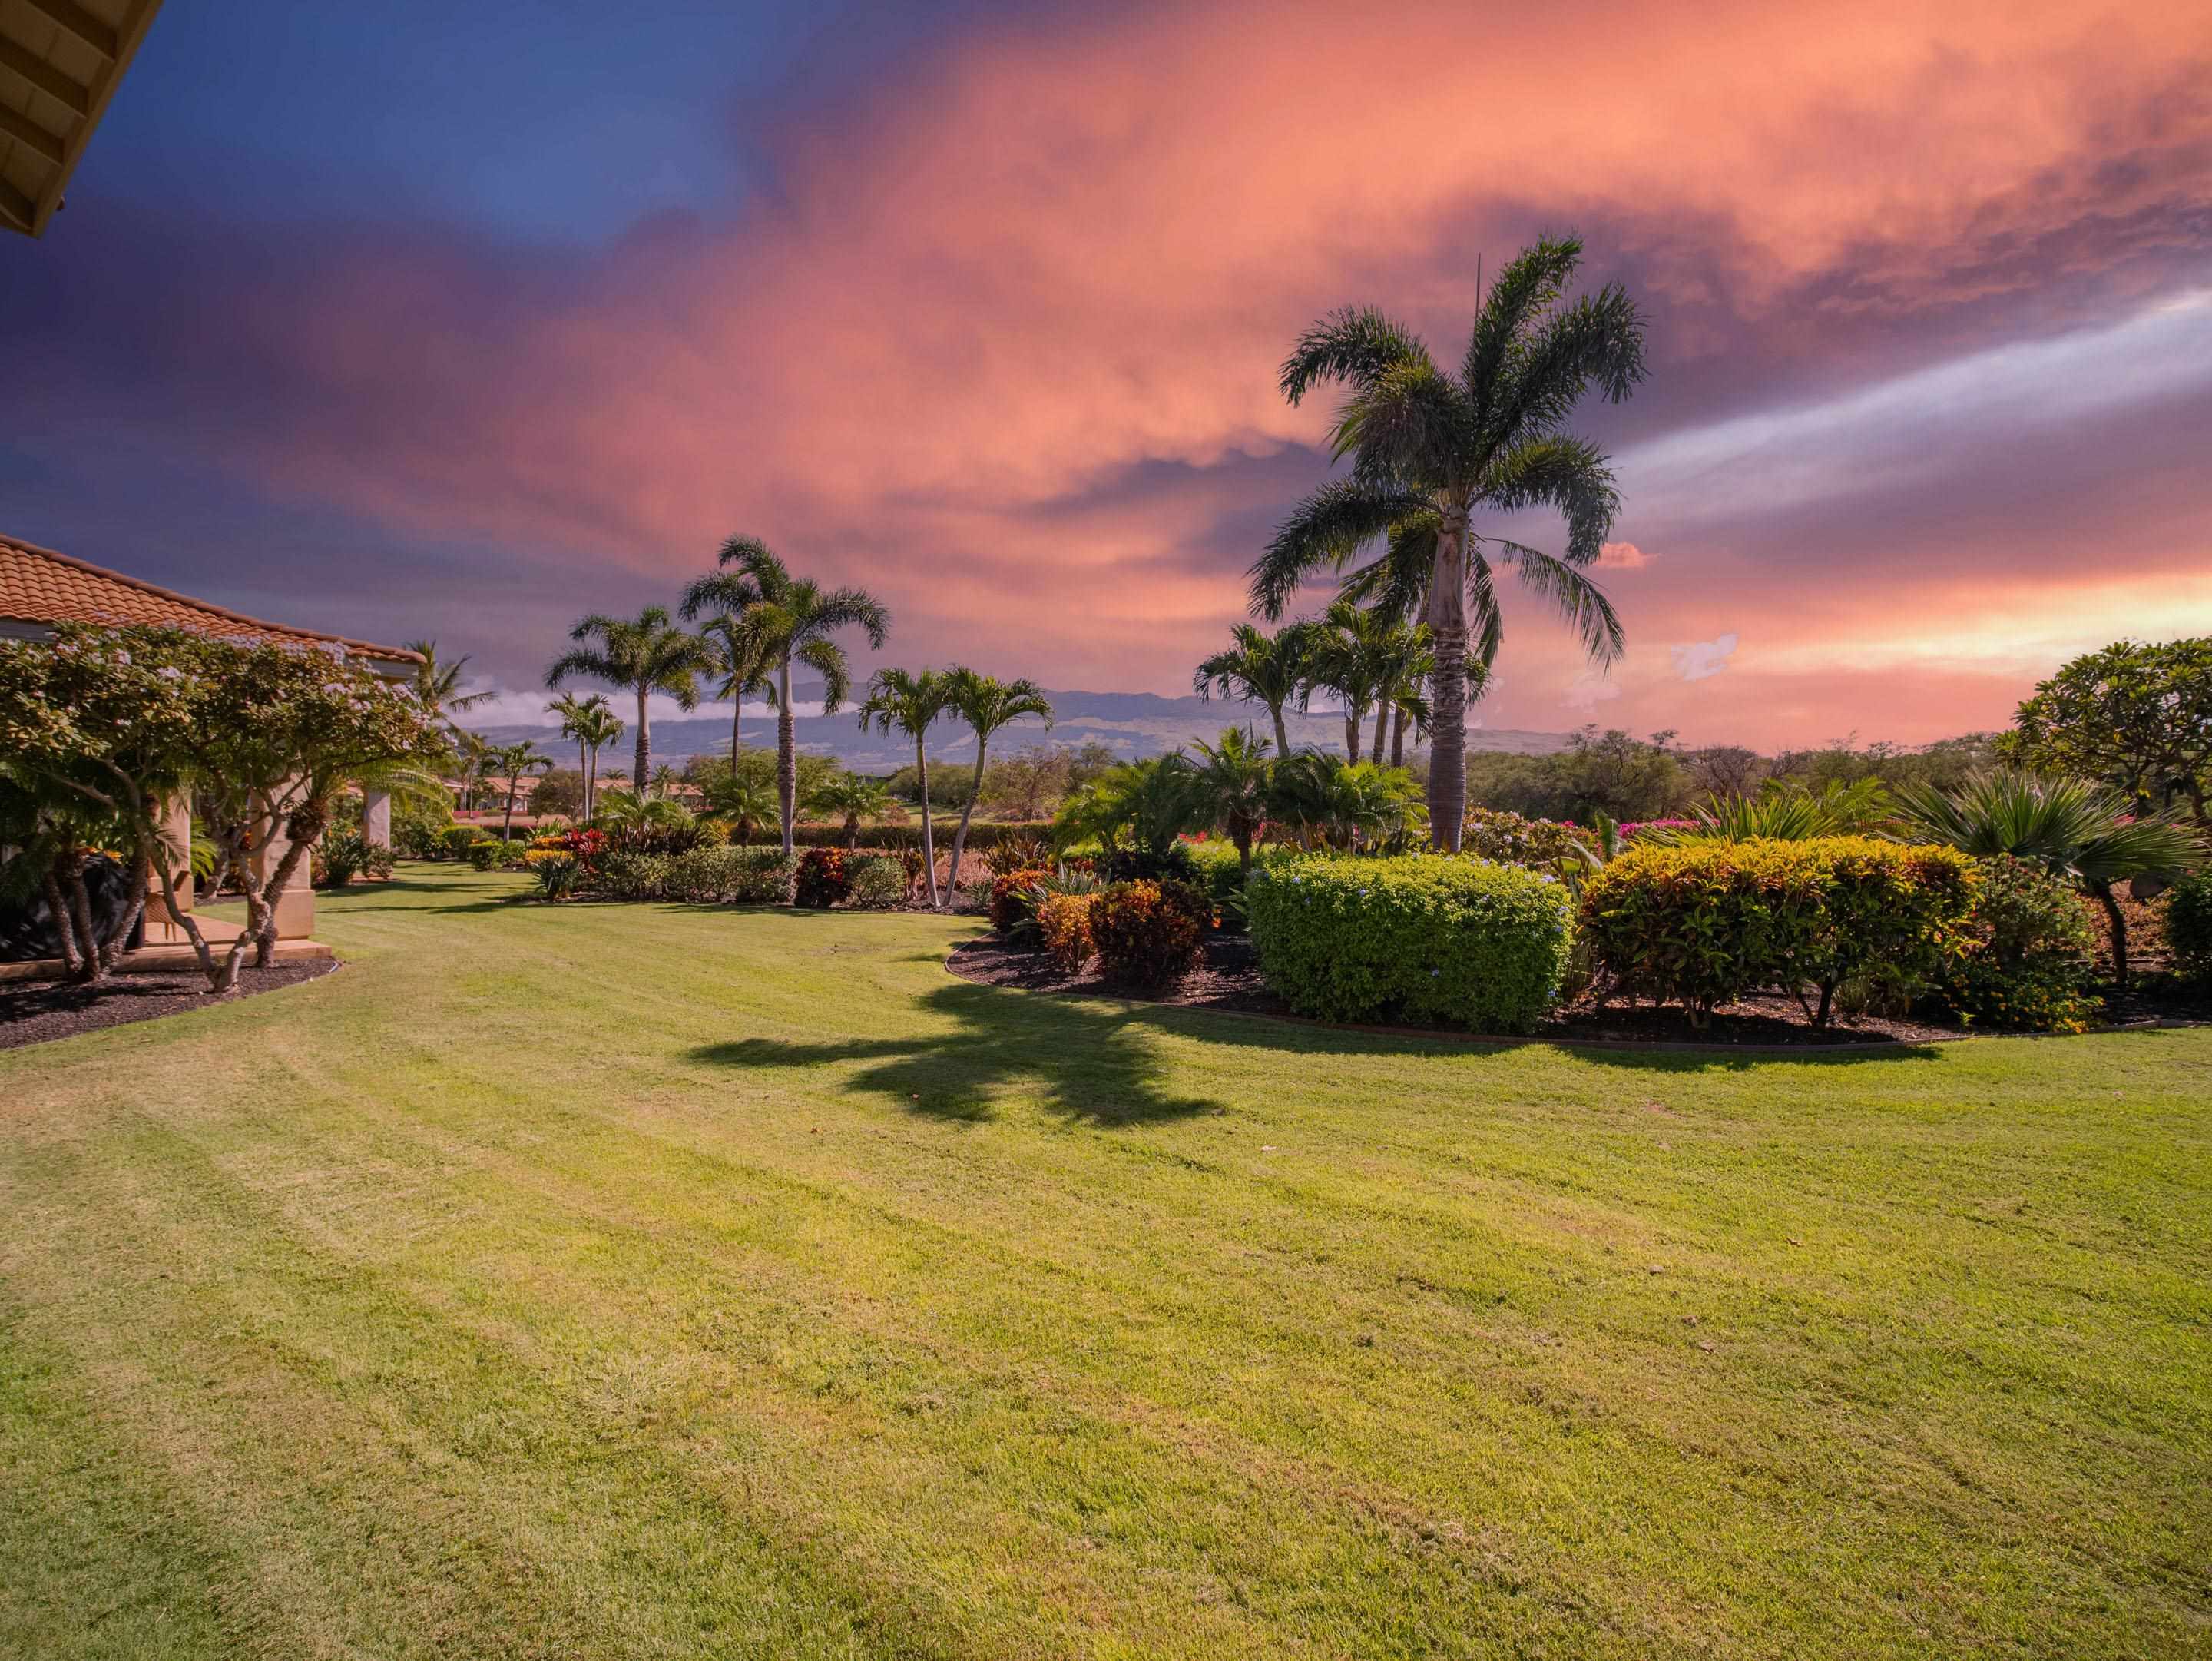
[1577,836,1977,1026]
[663,846,797,904]
[1247,855,1573,1033]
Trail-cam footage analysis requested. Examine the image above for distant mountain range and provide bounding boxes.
[482,688,1571,773]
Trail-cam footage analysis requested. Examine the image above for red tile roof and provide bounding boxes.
[0,532,421,665]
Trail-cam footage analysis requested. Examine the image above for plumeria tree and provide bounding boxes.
[0,626,439,990]
[1250,236,1647,849]
[1998,638,2212,824]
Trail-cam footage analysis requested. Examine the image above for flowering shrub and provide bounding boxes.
[1934,855,2101,1032]
[844,854,909,910]
[1460,807,1588,870]
[1247,855,1572,1033]
[794,847,853,909]
[664,844,796,904]
[1578,837,1977,1027]
[1038,892,1098,973]
[1616,819,1695,840]
[522,847,583,900]
[1091,879,1212,987]
[2163,873,2212,987]
[988,867,1052,934]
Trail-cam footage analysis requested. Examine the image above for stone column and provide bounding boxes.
[362,787,392,850]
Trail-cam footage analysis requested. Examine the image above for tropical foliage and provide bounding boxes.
[545,606,713,793]
[1999,638,2212,821]
[1252,236,1647,849]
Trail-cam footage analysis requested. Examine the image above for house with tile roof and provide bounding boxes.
[1,531,422,968]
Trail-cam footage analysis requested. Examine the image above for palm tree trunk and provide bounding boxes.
[1426,506,1472,852]
[730,692,743,767]
[1389,705,1406,768]
[633,685,651,804]
[502,787,517,840]
[944,734,988,908]
[916,736,939,907]
[1370,704,1388,764]
[1344,705,1360,760]
[1270,704,1291,760]
[584,745,596,824]
[777,657,797,855]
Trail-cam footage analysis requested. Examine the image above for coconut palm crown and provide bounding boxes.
[680,536,891,854]
[545,607,713,793]
[941,669,1053,903]
[1250,235,1647,850]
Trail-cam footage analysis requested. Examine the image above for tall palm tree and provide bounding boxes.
[1251,236,1647,850]
[404,638,492,727]
[942,670,1053,903]
[1189,726,1276,876]
[1896,772,2207,987]
[680,537,889,854]
[696,608,776,769]
[545,606,713,795]
[551,690,614,818]
[1193,622,1320,759]
[452,728,494,811]
[575,703,624,824]
[857,667,955,906]
[485,741,552,840]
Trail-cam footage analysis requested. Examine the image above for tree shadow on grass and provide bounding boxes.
[690,983,1224,1126]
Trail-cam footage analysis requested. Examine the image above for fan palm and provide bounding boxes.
[1896,771,2206,986]
[857,667,955,905]
[1193,622,1320,759]
[404,638,492,727]
[484,741,551,840]
[1251,236,1647,850]
[680,537,890,854]
[942,670,1053,903]
[1188,727,1275,875]
[545,607,713,794]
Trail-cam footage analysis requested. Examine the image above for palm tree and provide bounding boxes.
[702,774,780,846]
[696,608,776,769]
[1310,599,1404,760]
[405,638,492,728]
[548,692,622,824]
[1189,727,1275,876]
[1896,772,2207,987]
[942,669,1053,903]
[809,774,894,850]
[1251,236,1647,850]
[857,667,955,905]
[546,606,713,795]
[650,762,681,801]
[452,728,494,811]
[485,741,551,840]
[1193,622,1320,759]
[680,537,890,854]
[1267,753,1426,854]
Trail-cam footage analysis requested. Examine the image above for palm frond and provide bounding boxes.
[1460,234,1584,424]
[1250,479,1430,619]
[1482,435,1621,561]
[1482,538,1624,665]
[1279,307,1432,405]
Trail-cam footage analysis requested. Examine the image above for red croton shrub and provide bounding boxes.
[1090,878,1213,987]
[988,867,1051,934]
[794,847,853,908]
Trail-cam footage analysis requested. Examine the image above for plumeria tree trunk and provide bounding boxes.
[943,736,989,907]
[253,801,326,967]
[1426,504,1472,852]
[915,737,939,907]
[777,657,798,854]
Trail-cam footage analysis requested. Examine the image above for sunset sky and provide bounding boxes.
[4,0,2207,748]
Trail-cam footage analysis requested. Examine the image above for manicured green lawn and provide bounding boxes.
[3,864,2208,1659]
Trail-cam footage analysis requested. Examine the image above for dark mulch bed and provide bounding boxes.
[0,960,340,1052]
[948,935,2206,1049]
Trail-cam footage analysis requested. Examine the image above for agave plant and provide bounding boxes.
[1896,771,2207,986]
[1007,864,1105,947]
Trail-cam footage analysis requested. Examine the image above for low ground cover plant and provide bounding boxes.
[1091,878,1212,987]
[1247,854,1572,1033]
[1577,836,1977,1027]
